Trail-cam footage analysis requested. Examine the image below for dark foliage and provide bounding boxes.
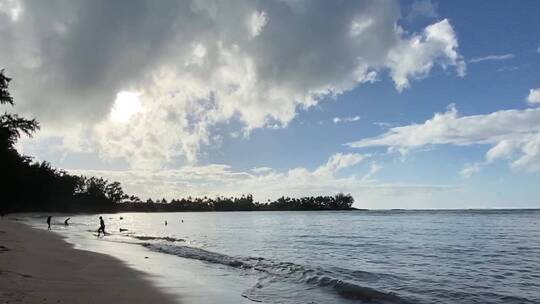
[118,193,355,212]
[0,69,14,105]
[0,70,122,213]
[1,70,356,214]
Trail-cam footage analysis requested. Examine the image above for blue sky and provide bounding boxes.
[2,0,540,208]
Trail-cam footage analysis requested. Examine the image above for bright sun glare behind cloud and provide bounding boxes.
[110,91,142,123]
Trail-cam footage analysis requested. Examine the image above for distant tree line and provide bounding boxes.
[118,193,355,212]
[0,69,355,214]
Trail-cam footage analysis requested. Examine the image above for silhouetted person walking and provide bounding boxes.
[97,216,106,236]
[47,216,51,230]
[64,218,70,226]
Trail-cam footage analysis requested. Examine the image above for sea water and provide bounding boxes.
[22,210,540,303]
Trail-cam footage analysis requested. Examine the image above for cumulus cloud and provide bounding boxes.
[469,53,515,63]
[527,88,540,105]
[2,0,465,169]
[347,104,540,173]
[333,115,360,124]
[387,19,465,91]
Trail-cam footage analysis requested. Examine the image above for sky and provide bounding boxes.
[1,0,540,209]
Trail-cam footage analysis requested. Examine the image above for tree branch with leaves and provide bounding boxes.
[0,69,39,149]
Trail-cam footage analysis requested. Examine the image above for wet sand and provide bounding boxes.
[0,219,179,304]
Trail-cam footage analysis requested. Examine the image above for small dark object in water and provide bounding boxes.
[120,217,123,220]
[119,228,128,232]
[242,295,263,303]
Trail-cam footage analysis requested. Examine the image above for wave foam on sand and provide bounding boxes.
[0,220,179,304]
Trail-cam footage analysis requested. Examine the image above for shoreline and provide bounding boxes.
[0,219,179,304]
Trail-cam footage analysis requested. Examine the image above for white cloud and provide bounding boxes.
[3,1,465,169]
[485,139,516,163]
[496,66,519,73]
[247,10,268,38]
[387,19,465,91]
[0,0,22,21]
[333,115,360,124]
[527,88,540,105]
[251,166,272,174]
[469,53,515,63]
[347,104,540,173]
[460,163,481,179]
[361,162,381,181]
[373,122,393,128]
[314,153,366,176]
[510,133,540,172]
[68,153,457,208]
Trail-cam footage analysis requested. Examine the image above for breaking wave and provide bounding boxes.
[131,235,185,243]
[144,243,405,303]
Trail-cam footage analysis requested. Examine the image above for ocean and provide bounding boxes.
[21,210,540,303]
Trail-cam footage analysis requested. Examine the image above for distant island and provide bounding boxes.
[1,69,355,214]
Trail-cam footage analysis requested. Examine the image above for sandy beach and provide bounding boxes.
[0,219,179,304]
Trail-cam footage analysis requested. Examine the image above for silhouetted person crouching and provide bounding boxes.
[97,216,106,236]
[47,216,51,230]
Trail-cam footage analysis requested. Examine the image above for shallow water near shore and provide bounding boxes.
[21,210,540,303]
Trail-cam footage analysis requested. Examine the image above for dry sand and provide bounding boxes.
[0,219,179,304]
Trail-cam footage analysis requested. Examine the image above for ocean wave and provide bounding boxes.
[304,275,402,303]
[131,235,185,243]
[144,243,404,303]
[144,243,249,267]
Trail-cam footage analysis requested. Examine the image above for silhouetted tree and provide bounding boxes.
[0,70,39,149]
[105,181,126,203]
[118,193,355,212]
[0,70,126,213]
